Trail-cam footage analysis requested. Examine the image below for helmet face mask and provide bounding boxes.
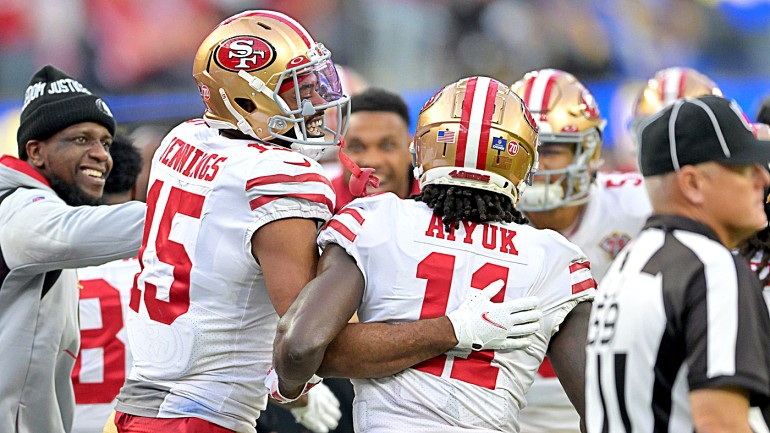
[413,76,539,206]
[511,69,604,212]
[192,10,349,159]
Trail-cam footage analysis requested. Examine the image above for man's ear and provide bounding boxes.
[24,140,45,168]
[676,165,708,205]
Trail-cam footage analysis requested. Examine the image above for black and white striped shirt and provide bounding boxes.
[585,214,770,432]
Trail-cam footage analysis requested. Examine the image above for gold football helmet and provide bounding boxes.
[192,10,349,159]
[412,76,539,206]
[634,67,722,125]
[511,69,605,211]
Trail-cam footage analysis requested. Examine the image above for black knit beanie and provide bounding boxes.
[16,65,116,160]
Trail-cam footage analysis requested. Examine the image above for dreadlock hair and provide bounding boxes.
[414,184,528,231]
[739,224,770,287]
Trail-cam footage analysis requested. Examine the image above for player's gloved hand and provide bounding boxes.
[264,367,323,403]
[447,280,542,351]
[289,383,342,433]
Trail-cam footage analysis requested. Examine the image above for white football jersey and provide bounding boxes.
[520,171,651,433]
[72,258,139,433]
[114,120,335,433]
[318,193,596,433]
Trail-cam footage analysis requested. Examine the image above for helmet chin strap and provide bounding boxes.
[338,137,380,197]
[219,88,257,138]
[238,70,277,100]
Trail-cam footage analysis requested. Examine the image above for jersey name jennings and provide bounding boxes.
[157,136,228,181]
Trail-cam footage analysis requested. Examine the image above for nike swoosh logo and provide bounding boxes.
[481,312,507,330]
[284,159,311,167]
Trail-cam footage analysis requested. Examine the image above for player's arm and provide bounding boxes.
[273,243,457,396]
[317,284,538,380]
[275,249,541,397]
[547,300,592,433]
[690,387,752,433]
[251,217,321,317]
[252,214,343,432]
[3,194,144,273]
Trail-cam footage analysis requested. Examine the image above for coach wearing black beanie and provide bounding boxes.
[0,65,143,433]
[11,64,117,205]
[16,64,116,160]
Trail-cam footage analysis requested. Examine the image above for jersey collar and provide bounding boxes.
[643,214,721,244]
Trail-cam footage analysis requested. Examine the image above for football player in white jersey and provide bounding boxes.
[272,76,597,433]
[112,12,541,433]
[71,136,142,433]
[510,69,652,433]
[110,10,349,433]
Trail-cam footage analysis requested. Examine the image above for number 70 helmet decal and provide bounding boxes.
[412,76,539,206]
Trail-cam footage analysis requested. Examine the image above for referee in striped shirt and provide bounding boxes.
[585,95,770,433]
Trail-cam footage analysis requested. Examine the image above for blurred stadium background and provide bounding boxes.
[2,0,770,170]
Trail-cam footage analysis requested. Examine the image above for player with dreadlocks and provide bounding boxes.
[415,183,528,231]
[272,76,597,432]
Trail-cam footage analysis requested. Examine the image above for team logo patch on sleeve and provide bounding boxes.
[32,196,45,203]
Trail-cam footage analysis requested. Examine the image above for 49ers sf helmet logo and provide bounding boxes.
[214,36,276,72]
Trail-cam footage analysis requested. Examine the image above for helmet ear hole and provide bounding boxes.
[235,98,257,113]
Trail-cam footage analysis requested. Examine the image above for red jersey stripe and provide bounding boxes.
[246,173,333,191]
[455,77,478,167]
[572,277,597,294]
[569,261,591,273]
[327,219,357,242]
[476,79,499,169]
[249,193,334,214]
[338,207,365,225]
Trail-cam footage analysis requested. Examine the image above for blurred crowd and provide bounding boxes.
[3,0,770,94]
[2,0,770,167]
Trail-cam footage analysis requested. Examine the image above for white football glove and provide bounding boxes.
[264,367,322,404]
[289,383,342,433]
[448,280,542,351]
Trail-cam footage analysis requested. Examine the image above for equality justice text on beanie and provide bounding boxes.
[16,65,116,160]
